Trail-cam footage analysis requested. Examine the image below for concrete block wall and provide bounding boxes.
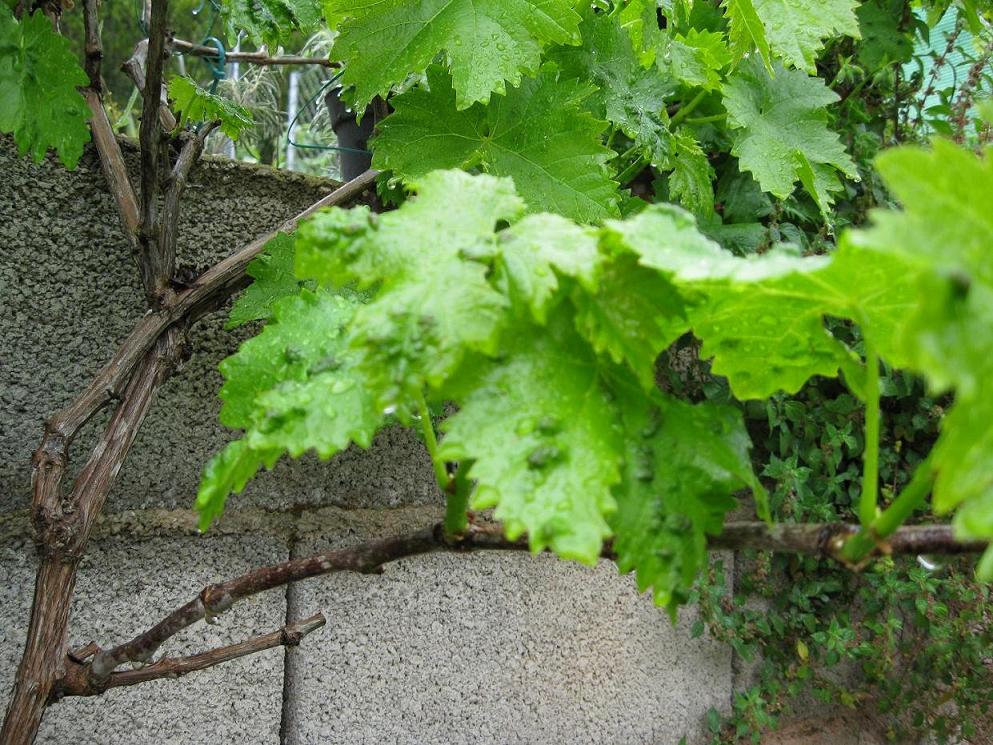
[0,136,740,743]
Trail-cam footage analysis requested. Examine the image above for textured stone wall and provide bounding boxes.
[0,136,738,744]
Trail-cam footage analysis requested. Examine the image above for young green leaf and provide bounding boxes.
[722,58,857,212]
[550,7,676,165]
[663,29,732,92]
[297,170,524,414]
[168,76,254,140]
[200,289,382,529]
[572,252,688,388]
[665,129,716,220]
[0,8,90,168]
[751,0,859,73]
[846,140,993,571]
[690,241,919,400]
[611,383,754,617]
[439,311,624,564]
[227,233,309,329]
[856,0,914,71]
[856,139,993,286]
[495,213,601,323]
[607,205,917,399]
[219,289,361,430]
[618,0,662,65]
[196,440,277,531]
[722,0,772,73]
[222,0,322,49]
[372,65,620,222]
[325,0,582,109]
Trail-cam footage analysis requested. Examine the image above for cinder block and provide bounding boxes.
[282,507,733,745]
[1,534,289,744]
[0,138,443,517]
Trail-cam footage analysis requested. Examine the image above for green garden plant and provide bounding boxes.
[2,0,992,742]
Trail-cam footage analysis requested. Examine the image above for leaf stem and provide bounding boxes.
[858,345,881,527]
[839,454,936,564]
[669,90,708,128]
[444,463,472,538]
[683,113,728,125]
[616,154,648,185]
[613,143,640,162]
[416,392,449,492]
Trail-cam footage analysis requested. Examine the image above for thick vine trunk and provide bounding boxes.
[0,338,173,744]
[0,171,376,744]
[0,560,78,743]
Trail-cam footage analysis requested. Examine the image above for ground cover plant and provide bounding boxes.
[2,0,993,742]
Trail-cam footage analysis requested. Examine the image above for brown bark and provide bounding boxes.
[173,38,340,67]
[158,121,219,284]
[59,613,325,697]
[709,522,987,555]
[81,0,102,91]
[81,0,141,244]
[122,40,177,132]
[83,520,985,684]
[1,334,179,744]
[89,524,444,679]
[0,561,77,743]
[20,169,379,513]
[136,0,171,304]
[1,170,376,743]
[2,2,380,733]
[83,91,140,243]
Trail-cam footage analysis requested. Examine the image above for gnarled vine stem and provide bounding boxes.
[76,519,984,689]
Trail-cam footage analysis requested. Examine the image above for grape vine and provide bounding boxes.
[2,0,993,740]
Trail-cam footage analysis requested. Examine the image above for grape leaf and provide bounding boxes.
[936,385,993,517]
[703,221,769,254]
[196,440,277,530]
[168,76,254,140]
[604,203,815,283]
[665,129,715,220]
[297,170,523,414]
[618,0,662,65]
[572,252,688,388]
[689,273,856,400]
[199,289,382,529]
[497,188,692,387]
[0,8,90,168]
[438,311,623,563]
[611,382,754,616]
[222,0,322,49]
[202,169,786,600]
[856,140,993,286]
[752,0,859,73]
[979,98,993,127]
[850,141,993,390]
[690,241,919,399]
[722,0,772,73]
[856,0,914,71]
[228,233,308,329]
[846,140,993,574]
[716,163,774,224]
[722,58,857,211]
[247,364,381,459]
[219,289,362,429]
[663,29,732,91]
[495,213,600,323]
[326,0,582,109]
[373,65,620,222]
[550,7,675,165]
[906,274,993,574]
[602,206,844,397]
[606,204,917,399]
